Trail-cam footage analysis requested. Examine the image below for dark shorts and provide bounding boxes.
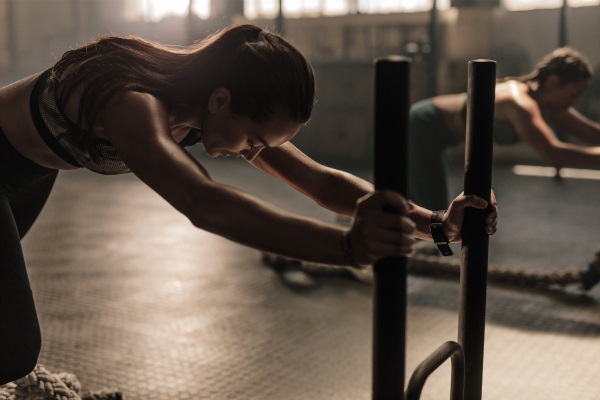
[408,99,460,210]
[0,127,57,191]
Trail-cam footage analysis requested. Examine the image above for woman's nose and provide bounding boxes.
[240,148,262,161]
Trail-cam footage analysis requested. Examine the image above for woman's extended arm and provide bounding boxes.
[510,100,600,166]
[252,142,497,242]
[98,92,416,266]
[552,107,600,146]
[250,142,372,216]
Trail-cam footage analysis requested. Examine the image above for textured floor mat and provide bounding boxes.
[18,156,600,400]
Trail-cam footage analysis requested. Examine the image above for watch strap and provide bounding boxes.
[430,210,453,256]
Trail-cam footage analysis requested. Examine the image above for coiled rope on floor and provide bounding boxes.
[0,365,122,400]
[262,250,600,291]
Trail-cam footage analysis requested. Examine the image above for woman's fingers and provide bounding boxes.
[453,193,488,210]
[358,189,411,213]
[350,190,417,264]
[357,210,416,234]
[446,190,499,241]
[351,228,416,262]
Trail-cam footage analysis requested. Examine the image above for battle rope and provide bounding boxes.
[262,250,600,291]
[264,214,600,291]
[0,365,122,400]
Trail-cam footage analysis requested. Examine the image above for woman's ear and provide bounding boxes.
[207,88,231,114]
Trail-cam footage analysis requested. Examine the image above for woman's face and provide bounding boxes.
[539,75,590,112]
[200,88,301,161]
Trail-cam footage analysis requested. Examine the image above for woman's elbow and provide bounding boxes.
[171,184,221,231]
[183,194,227,233]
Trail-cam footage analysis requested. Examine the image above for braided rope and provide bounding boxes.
[411,250,600,289]
[273,215,600,290]
[0,365,122,400]
[408,254,583,287]
[263,250,600,291]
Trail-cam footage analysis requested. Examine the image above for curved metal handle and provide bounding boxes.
[405,341,465,400]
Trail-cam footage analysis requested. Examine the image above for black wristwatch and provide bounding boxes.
[430,210,453,256]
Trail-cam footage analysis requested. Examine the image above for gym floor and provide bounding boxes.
[22,144,600,400]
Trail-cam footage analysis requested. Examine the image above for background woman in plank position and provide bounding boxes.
[410,47,599,211]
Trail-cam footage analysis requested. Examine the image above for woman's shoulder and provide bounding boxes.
[495,80,541,125]
[0,71,44,99]
[0,71,45,125]
[100,91,169,130]
[496,81,538,111]
[495,79,527,97]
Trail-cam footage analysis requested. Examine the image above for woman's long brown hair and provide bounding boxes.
[52,24,315,151]
[500,47,593,89]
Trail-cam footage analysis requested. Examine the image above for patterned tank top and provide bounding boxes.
[30,68,202,175]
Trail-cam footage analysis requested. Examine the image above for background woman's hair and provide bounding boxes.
[53,24,315,152]
[504,47,593,87]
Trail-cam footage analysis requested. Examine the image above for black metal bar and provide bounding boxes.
[559,0,568,47]
[458,59,496,400]
[372,56,411,400]
[428,0,440,97]
[277,0,285,35]
[554,0,568,180]
[405,341,465,400]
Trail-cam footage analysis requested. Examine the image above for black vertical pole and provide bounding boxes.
[458,59,496,400]
[373,56,411,400]
[428,0,440,97]
[277,0,285,36]
[559,0,568,47]
[554,0,568,179]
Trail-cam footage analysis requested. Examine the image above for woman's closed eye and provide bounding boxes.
[247,139,257,151]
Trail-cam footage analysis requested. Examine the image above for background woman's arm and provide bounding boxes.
[553,108,600,146]
[511,101,600,166]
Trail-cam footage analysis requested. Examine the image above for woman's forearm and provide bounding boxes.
[406,202,434,240]
[188,180,349,265]
[311,168,373,216]
[546,142,600,167]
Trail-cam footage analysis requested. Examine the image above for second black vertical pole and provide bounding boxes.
[373,56,411,400]
[428,0,440,97]
[559,0,568,47]
[458,59,496,400]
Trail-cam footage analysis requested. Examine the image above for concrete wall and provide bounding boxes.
[256,6,600,95]
[5,3,598,93]
[1,2,599,165]
[0,0,229,83]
